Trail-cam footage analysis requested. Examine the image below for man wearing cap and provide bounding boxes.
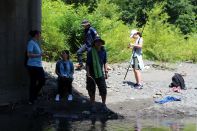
[86,37,109,112]
[76,20,99,69]
[128,29,144,89]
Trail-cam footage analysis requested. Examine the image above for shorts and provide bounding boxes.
[86,76,107,96]
[132,57,140,70]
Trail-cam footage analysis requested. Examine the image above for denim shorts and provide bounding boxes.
[132,57,140,70]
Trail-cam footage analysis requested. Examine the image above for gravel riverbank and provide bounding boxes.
[43,60,197,118]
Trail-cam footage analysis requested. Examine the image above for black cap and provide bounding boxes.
[81,19,90,26]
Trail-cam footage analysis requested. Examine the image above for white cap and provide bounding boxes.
[130,29,138,38]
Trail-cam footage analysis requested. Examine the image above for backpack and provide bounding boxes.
[169,73,186,89]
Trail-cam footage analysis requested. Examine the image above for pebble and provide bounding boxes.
[144,66,151,70]
[82,111,90,115]
[117,72,121,75]
[42,61,197,117]
[130,97,135,99]
[82,100,87,104]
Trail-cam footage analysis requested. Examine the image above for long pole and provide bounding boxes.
[124,61,131,80]
[124,17,147,80]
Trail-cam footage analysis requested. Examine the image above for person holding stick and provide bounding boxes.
[128,29,144,89]
[86,37,108,113]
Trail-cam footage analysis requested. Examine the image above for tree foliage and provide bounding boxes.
[164,0,196,34]
[42,0,197,63]
[112,0,196,34]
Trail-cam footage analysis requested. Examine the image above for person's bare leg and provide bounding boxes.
[134,69,142,84]
[90,94,95,104]
[101,95,106,104]
[136,70,142,84]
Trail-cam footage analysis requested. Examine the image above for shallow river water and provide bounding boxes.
[0,113,196,131]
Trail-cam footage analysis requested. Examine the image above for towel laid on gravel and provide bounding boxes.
[155,96,181,104]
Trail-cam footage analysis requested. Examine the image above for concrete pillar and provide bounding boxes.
[0,0,41,103]
[30,0,42,31]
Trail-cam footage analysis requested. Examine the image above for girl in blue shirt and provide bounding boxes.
[55,50,74,101]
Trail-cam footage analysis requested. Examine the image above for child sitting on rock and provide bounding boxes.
[55,50,74,101]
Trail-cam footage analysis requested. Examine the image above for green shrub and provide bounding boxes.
[142,3,195,62]
[42,0,69,61]
[42,0,197,63]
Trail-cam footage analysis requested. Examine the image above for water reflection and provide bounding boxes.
[55,119,71,131]
[0,114,46,131]
[44,117,196,131]
[161,121,181,131]
[169,123,181,131]
[0,113,196,131]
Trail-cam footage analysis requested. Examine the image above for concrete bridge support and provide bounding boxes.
[0,0,41,103]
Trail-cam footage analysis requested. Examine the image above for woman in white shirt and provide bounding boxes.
[128,29,144,89]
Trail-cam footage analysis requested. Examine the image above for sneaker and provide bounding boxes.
[134,84,143,89]
[68,94,73,101]
[133,83,138,87]
[55,94,60,101]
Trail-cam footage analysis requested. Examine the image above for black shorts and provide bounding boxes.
[86,76,107,96]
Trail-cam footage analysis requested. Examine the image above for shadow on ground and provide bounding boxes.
[0,72,123,131]
[123,80,135,88]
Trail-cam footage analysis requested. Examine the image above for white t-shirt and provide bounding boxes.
[133,37,143,57]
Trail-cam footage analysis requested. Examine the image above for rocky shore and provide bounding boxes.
[43,60,197,118]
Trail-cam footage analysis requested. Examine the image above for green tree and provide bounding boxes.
[112,0,196,34]
[62,0,97,12]
[42,0,69,60]
[143,3,185,61]
[164,0,196,34]
[42,0,197,62]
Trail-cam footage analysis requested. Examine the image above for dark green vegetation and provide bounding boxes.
[42,0,197,62]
